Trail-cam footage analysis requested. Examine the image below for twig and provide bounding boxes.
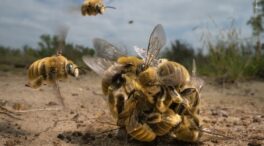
[13,107,63,113]
[0,111,22,120]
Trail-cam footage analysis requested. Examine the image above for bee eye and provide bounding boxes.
[136,64,146,75]
[66,64,73,73]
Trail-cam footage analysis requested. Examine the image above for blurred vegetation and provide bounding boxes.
[1,0,264,83]
[247,0,264,60]
[162,23,264,83]
[161,0,264,83]
[0,26,263,82]
[0,34,94,72]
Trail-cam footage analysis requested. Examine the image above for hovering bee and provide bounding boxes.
[81,0,116,16]
[27,56,79,88]
[26,27,79,107]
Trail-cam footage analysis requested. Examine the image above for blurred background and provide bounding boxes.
[0,0,263,83]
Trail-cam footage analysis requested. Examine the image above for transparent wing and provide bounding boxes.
[82,56,113,76]
[93,38,125,61]
[191,59,204,91]
[190,77,204,92]
[56,25,69,55]
[134,46,147,61]
[145,24,166,66]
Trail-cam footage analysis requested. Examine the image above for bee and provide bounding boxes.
[169,115,202,142]
[81,0,116,16]
[27,56,79,88]
[82,38,144,121]
[26,27,79,107]
[119,91,157,142]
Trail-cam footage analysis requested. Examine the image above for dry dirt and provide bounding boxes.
[0,71,263,146]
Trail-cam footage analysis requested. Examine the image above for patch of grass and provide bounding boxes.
[162,21,264,82]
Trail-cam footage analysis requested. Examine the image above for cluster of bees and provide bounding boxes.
[0,0,212,143]
[83,24,205,142]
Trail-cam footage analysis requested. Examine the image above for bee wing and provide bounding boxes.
[56,25,69,55]
[145,24,166,66]
[93,38,125,61]
[190,59,204,91]
[134,46,147,61]
[82,56,113,76]
[190,77,204,92]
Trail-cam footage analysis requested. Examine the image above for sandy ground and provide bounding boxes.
[0,71,263,146]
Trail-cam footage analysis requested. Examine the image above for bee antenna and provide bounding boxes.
[105,6,116,9]
[199,127,234,139]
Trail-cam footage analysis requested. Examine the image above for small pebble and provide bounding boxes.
[252,116,262,123]
[107,133,113,138]
[248,140,261,146]
[57,134,64,140]
[72,93,79,96]
[72,131,83,137]
[211,139,218,143]
[66,135,71,142]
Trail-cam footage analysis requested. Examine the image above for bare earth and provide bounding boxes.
[0,71,263,146]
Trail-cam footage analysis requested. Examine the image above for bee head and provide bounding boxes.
[66,62,79,78]
[136,63,147,75]
[95,3,105,14]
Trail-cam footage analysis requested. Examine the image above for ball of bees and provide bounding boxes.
[83,24,207,143]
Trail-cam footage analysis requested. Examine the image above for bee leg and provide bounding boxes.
[54,80,65,108]
[181,88,200,113]
[108,87,119,119]
[116,127,128,142]
[146,112,162,124]
[171,116,201,142]
[25,76,44,88]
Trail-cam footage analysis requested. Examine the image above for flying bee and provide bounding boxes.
[27,56,79,88]
[81,0,116,16]
[26,26,79,107]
